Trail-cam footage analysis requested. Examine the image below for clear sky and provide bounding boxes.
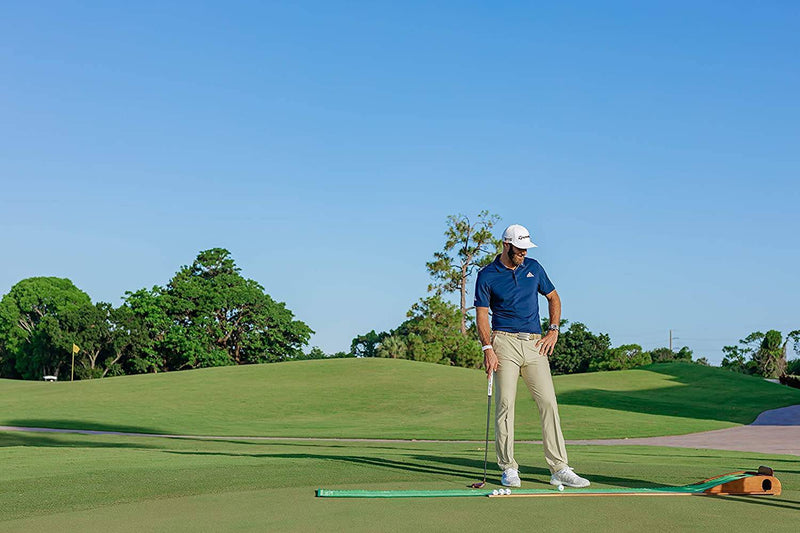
[2,2,798,364]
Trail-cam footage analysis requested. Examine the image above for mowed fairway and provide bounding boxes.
[2,359,799,531]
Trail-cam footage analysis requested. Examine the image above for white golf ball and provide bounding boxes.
[558,484,564,492]
[492,489,499,495]
[505,489,512,495]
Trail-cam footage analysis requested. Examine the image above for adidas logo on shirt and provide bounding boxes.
[526,272,534,278]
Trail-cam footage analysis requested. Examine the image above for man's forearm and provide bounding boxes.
[478,320,492,346]
[548,291,561,329]
[476,308,492,345]
[476,306,498,374]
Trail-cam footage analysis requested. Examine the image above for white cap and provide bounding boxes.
[502,224,537,249]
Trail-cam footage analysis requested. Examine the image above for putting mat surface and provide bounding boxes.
[317,471,780,498]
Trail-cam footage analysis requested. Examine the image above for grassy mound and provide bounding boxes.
[1,359,798,440]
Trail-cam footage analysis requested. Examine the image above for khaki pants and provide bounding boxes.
[492,331,569,474]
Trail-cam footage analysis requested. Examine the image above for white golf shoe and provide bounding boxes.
[550,467,590,488]
[501,468,521,487]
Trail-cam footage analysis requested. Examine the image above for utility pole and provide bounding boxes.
[669,329,673,352]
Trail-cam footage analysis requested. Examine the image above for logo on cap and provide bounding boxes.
[502,224,538,249]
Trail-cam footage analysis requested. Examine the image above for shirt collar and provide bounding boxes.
[493,254,529,272]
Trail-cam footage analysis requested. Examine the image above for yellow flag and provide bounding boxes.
[72,344,80,354]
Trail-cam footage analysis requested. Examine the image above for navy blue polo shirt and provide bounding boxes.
[474,255,555,334]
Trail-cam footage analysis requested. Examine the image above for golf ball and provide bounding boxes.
[558,484,564,491]
[492,489,499,496]
[505,489,511,495]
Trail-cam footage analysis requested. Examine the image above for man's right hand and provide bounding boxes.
[484,347,499,375]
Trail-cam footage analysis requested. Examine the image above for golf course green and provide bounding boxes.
[1,359,798,531]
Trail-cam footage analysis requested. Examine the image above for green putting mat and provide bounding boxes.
[316,473,751,498]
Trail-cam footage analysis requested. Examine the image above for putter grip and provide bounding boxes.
[488,372,494,397]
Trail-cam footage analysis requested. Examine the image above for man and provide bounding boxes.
[474,224,590,489]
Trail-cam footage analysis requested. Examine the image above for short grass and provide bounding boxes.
[1,359,798,440]
[2,361,798,531]
[1,431,797,532]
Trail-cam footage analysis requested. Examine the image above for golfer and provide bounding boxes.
[474,224,590,489]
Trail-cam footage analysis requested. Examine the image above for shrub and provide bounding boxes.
[779,374,800,389]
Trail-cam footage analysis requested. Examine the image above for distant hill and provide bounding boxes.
[1,359,798,440]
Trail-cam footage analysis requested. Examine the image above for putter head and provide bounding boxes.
[470,482,486,489]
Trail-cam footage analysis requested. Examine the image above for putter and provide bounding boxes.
[471,371,494,489]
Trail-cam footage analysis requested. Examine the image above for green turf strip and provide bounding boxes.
[316,473,750,497]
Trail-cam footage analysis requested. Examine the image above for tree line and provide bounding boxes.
[3,213,798,383]
[349,211,800,383]
[0,248,313,380]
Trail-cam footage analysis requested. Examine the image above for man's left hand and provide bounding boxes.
[536,331,559,356]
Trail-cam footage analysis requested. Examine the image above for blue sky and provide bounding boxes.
[2,2,798,364]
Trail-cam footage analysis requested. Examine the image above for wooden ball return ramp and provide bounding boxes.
[701,465,781,496]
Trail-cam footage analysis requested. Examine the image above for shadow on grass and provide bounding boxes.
[556,388,750,425]
[712,495,800,512]
[557,363,800,425]
[5,419,171,435]
[0,431,159,449]
[164,449,672,488]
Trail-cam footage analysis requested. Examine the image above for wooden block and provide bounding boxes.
[703,475,781,496]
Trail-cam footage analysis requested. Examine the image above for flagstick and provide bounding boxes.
[71,344,78,382]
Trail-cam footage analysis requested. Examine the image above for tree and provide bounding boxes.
[786,357,800,376]
[376,335,407,359]
[117,288,171,373]
[361,294,483,368]
[722,332,764,374]
[649,347,674,363]
[589,344,652,372]
[404,294,483,367]
[166,248,313,367]
[674,346,693,362]
[781,330,800,374]
[294,347,353,361]
[543,319,611,375]
[649,346,693,363]
[0,277,93,379]
[121,248,313,371]
[753,330,785,378]
[722,329,800,377]
[721,344,756,374]
[426,211,501,335]
[350,330,388,358]
[72,302,131,379]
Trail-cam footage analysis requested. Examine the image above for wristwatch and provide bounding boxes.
[548,324,559,332]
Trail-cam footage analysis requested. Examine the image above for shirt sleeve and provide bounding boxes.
[538,265,555,296]
[474,270,491,308]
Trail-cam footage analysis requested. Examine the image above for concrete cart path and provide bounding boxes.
[2,404,799,456]
[562,404,800,455]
